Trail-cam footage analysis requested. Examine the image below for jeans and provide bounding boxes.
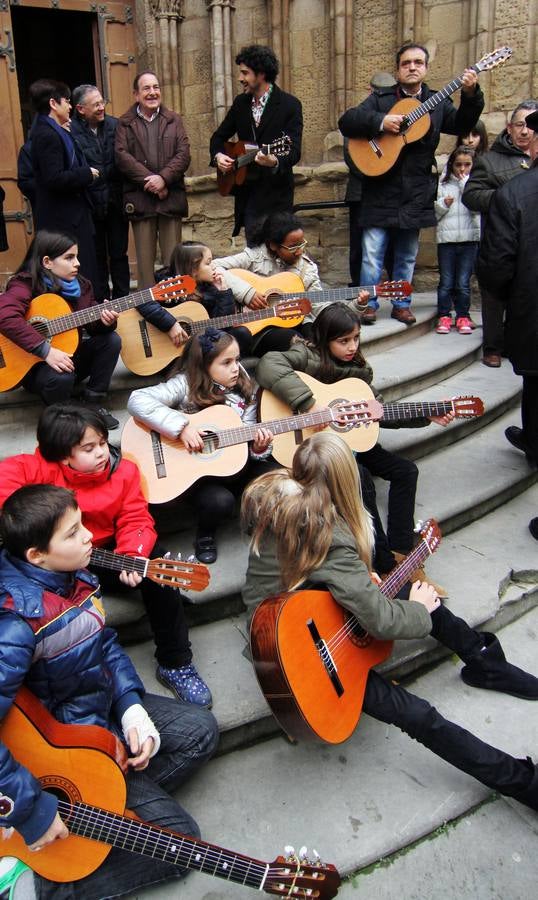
[360,227,419,309]
[35,694,219,900]
[22,332,122,405]
[91,542,192,669]
[357,443,419,554]
[363,604,535,803]
[437,242,479,318]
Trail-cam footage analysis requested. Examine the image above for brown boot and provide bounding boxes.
[392,551,448,599]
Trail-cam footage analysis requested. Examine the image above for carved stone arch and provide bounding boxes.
[149,0,184,112]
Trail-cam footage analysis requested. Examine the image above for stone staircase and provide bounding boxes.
[1,292,537,898]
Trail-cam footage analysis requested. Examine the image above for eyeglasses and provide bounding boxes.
[511,121,533,130]
[279,239,308,252]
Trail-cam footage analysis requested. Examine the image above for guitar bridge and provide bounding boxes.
[306,619,344,697]
[150,431,167,479]
[138,320,153,358]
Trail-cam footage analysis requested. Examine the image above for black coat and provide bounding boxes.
[476,167,538,375]
[209,85,303,235]
[30,116,97,284]
[338,82,484,229]
[462,130,531,217]
[70,114,123,219]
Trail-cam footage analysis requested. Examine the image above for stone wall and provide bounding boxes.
[137,0,537,283]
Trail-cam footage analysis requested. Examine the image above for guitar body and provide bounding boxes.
[250,590,393,743]
[0,294,80,392]
[0,688,127,881]
[347,99,431,177]
[116,301,210,375]
[260,373,380,467]
[121,406,249,503]
[227,270,308,332]
[217,140,256,195]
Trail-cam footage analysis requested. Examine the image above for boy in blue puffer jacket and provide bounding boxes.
[0,484,218,900]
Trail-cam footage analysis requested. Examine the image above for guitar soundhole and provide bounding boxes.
[328,398,358,434]
[200,431,220,455]
[347,616,373,648]
[28,317,50,337]
[39,775,82,823]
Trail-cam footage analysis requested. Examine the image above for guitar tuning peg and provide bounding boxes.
[284,845,295,857]
[186,554,196,563]
[163,551,171,559]
[414,520,423,532]
[174,551,182,560]
[312,849,320,861]
[299,846,308,860]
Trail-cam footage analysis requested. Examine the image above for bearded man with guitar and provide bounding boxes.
[339,42,484,325]
[209,45,303,242]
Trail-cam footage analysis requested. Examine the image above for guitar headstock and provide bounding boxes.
[146,557,210,592]
[475,46,513,72]
[265,849,341,898]
[274,298,312,318]
[375,280,412,299]
[452,396,484,418]
[151,275,197,304]
[416,518,442,556]
[264,134,292,158]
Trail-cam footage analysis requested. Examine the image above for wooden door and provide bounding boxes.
[0,0,137,282]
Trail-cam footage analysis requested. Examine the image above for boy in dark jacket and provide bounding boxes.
[0,484,218,900]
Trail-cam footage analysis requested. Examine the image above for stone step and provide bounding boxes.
[129,598,538,899]
[125,484,538,755]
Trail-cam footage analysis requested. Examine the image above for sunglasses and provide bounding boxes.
[279,239,308,252]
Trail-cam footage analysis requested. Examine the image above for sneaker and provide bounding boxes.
[435,316,452,334]
[456,316,473,335]
[156,664,213,708]
[97,407,120,431]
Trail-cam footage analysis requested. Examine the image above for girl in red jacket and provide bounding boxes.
[0,403,212,708]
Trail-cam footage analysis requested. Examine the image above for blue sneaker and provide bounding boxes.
[156,664,213,708]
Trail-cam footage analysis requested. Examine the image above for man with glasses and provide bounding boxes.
[71,85,130,302]
[339,42,483,325]
[463,101,538,367]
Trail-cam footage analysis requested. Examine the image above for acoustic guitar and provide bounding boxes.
[260,372,484,468]
[249,520,441,744]
[0,276,195,392]
[121,398,374,504]
[227,269,412,305]
[117,296,311,377]
[217,135,292,196]
[0,687,341,896]
[89,548,210,592]
[347,46,512,177]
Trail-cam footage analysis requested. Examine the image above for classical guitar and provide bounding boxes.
[347,46,512,177]
[117,297,311,377]
[217,135,292,196]
[250,520,441,744]
[0,276,195,392]
[227,269,412,304]
[89,548,210,592]
[121,399,374,504]
[260,372,484,468]
[0,687,341,896]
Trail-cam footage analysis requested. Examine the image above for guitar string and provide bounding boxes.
[55,800,309,884]
[88,550,207,588]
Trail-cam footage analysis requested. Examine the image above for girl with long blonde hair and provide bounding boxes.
[242,432,538,814]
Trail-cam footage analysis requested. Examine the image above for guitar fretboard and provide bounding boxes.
[382,400,453,421]
[57,799,269,889]
[193,407,337,451]
[278,285,376,303]
[43,288,156,337]
[89,548,149,577]
[186,304,299,335]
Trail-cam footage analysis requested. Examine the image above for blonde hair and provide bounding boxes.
[241,433,374,590]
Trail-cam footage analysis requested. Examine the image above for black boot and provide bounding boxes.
[461,633,538,700]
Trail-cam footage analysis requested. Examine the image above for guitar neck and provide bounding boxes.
[380,539,433,599]
[404,66,478,126]
[280,284,375,303]
[203,406,336,449]
[58,799,270,890]
[189,304,289,334]
[236,143,274,171]
[381,400,453,421]
[46,288,157,337]
[90,548,148,578]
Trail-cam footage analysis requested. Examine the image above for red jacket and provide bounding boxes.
[0,447,157,556]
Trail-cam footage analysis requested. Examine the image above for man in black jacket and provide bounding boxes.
[71,85,130,301]
[463,100,537,367]
[209,45,303,242]
[477,110,538,481]
[339,42,483,325]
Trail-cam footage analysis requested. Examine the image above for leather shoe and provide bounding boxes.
[194,535,217,564]
[482,352,501,368]
[505,426,536,464]
[391,307,416,325]
[461,633,538,700]
[360,307,377,325]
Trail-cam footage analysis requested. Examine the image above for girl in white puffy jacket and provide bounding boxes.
[435,146,481,335]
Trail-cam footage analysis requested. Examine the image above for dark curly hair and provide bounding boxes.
[235,45,279,83]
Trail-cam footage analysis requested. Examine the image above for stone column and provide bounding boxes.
[329,0,353,125]
[269,0,290,92]
[206,0,236,124]
[149,0,184,112]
